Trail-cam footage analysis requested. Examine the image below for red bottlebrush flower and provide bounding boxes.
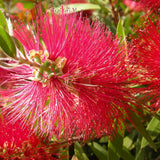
[131,16,160,110]
[0,112,64,159]
[0,7,138,140]
[16,3,28,11]
[0,112,37,159]
[123,0,160,11]
[123,0,143,11]
[0,114,31,149]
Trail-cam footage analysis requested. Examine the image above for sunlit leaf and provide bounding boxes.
[74,142,89,160]
[135,148,145,160]
[12,37,26,58]
[0,10,8,32]
[128,111,157,151]
[108,140,120,160]
[120,147,134,160]
[141,117,160,148]
[0,26,16,58]
[89,142,108,160]
[123,130,137,149]
[116,18,126,43]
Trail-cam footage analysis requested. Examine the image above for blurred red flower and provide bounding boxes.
[0,113,63,159]
[123,0,160,11]
[123,0,143,11]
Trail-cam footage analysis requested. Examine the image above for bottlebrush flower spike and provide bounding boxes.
[131,16,160,110]
[0,114,31,150]
[0,112,65,159]
[0,112,37,159]
[123,0,160,12]
[123,0,143,12]
[0,7,138,140]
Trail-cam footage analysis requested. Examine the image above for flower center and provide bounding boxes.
[29,50,67,85]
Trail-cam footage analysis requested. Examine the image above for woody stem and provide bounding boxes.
[109,0,118,25]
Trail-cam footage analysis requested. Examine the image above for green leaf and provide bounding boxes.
[135,148,145,160]
[74,142,89,160]
[128,110,157,151]
[0,26,16,58]
[108,132,135,160]
[120,147,135,160]
[123,130,137,149]
[99,136,108,143]
[116,18,126,42]
[0,0,4,9]
[0,10,8,32]
[108,132,123,160]
[110,132,123,153]
[12,37,26,58]
[141,117,160,148]
[108,141,120,160]
[93,0,111,13]
[124,15,131,36]
[89,142,108,160]
[123,136,134,149]
[54,3,101,14]
[23,2,34,9]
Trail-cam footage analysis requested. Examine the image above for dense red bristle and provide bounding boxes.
[131,15,160,110]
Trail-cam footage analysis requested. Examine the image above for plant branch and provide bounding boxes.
[109,0,118,25]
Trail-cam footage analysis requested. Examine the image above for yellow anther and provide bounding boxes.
[44,50,49,59]
[32,70,37,76]
[39,50,43,55]
[29,49,37,59]
[55,56,67,69]
[29,50,43,59]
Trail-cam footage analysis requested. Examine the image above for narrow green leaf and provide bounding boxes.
[89,142,108,160]
[108,132,135,160]
[120,147,134,160]
[108,141,120,160]
[116,18,126,42]
[135,148,145,160]
[109,132,123,153]
[124,15,131,36]
[12,37,26,58]
[141,117,160,148]
[0,26,16,58]
[128,111,157,150]
[0,10,8,32]
[54,3,101,14]
[74,142,89,160]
